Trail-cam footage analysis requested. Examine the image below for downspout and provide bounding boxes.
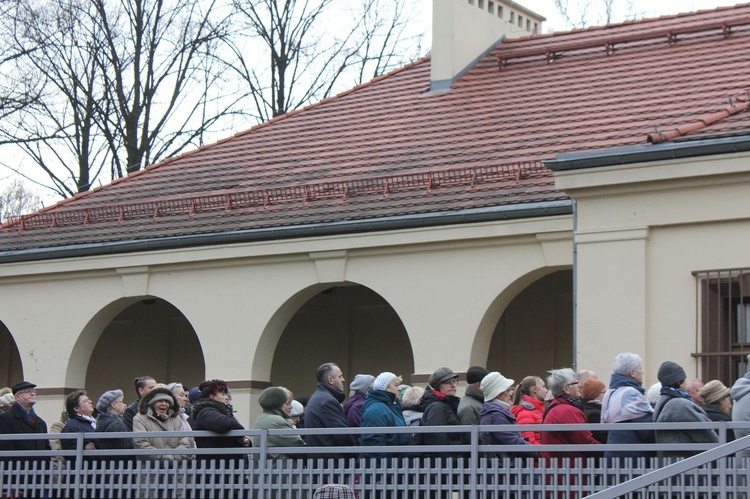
[571,198,578,373]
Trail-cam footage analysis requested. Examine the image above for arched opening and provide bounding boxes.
[83,297,206,399]
[0,322,23,388]
[269,284,414,398]
[487,270,573,380]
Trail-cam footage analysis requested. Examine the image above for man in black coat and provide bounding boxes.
[305,363,351,451]
[0,381,50,463]
[123,375,156,431]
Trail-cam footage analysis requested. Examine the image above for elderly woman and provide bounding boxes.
[540,368,601,461]
[699,380,734,441]
[654,361,718,458]
[95,389,133,451]
[61,390,98,459]
[133,384,192,461]
[480,372,534,458]
[167,382,195,449]
[600,352,655,459]
[254,387,306,455]
[419,367,462,449]
[360,372,409,455]
[191,379,250,465]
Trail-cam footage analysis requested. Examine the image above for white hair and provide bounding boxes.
[612,353,642,376]
[547,368,577,398]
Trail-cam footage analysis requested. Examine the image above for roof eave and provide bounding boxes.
[544,135,750,171]
[0,201,573,264]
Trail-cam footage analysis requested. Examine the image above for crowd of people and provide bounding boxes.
[1,353,749,465]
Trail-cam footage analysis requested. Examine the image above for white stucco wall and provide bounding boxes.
[556,150,750,385]
[0,214,573,426]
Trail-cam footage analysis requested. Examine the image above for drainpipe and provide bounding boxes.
[572,198,578,373]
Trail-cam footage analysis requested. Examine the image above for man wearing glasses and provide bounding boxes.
[0,381,51,459]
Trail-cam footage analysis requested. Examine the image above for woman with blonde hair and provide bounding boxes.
[510,376,548,444]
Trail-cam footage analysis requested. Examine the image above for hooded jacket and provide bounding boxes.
[731,372,750,456]
[132,387,191,461]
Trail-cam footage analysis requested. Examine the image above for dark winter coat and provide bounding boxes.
[582,401,608,444]
[418,386,462,447]
[122,399,140,431]
[479,401,535,458]
[344,391,367,445]
[304,383,351,449]
[360,389,408,451]
[457,385,484,426]
[0,402,50,462]
[61,414,97,457]
[191,398,247,463]
[702,404,734,441]
[96,411,134,450]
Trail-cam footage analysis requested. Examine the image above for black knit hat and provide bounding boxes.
[657,361,687,387]
[466,366,490,385]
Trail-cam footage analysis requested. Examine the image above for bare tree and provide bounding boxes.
[554,0,631,29]
[229,0,424,121]
[0,0,237,197]
[0,179,42,224]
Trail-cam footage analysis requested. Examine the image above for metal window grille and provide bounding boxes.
[693,268,750,384]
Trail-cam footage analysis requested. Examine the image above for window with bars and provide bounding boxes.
[693,268,750,385]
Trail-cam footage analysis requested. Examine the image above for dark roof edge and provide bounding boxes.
[544,135,750,171]
[0,200,573,265]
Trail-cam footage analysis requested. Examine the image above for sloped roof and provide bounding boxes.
[2,3,750,259]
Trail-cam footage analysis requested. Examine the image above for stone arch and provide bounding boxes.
[473,267,574,380]
[67,296,205,399]
[253,283,414,398]
[0,321,23,388]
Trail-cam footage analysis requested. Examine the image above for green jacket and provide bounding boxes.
[253,409,305,459]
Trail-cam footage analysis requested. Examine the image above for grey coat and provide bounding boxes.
[654,391,717,458]
[731,372,750,457]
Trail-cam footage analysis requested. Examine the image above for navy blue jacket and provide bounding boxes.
[304,383,350,448]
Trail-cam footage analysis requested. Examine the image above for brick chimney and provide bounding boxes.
[431,0,545,92]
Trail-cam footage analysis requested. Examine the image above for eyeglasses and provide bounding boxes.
[442,379,459,386]
[16,389,36,395]
[566,382,579,387]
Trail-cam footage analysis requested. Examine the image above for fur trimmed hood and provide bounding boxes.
[137,385,179,417]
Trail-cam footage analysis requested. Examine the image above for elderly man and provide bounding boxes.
[0,381,50,461]
[305,363,351,449]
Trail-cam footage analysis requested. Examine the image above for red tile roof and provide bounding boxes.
[2,4,750,257]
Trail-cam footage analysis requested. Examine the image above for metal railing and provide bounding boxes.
[1,421,749,498]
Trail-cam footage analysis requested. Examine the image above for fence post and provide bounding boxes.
[470,425,479,499]
[257,429,268,499]
[73,433,84,499]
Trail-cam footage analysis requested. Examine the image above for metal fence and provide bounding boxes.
[1,421,749,498]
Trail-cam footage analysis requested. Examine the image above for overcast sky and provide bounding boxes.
[521,0,740,33]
